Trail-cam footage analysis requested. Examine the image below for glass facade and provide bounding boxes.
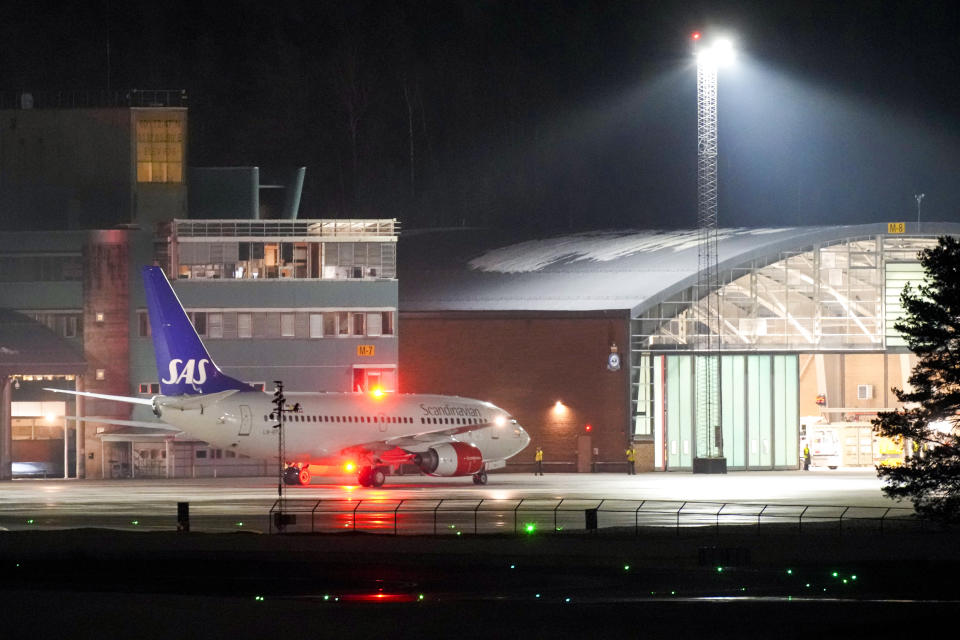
[163,219,398,281]
[632,234,937,469]
[659,354,798,470]
[632,235,937,352]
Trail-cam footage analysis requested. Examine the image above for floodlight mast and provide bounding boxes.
[693,33,732,474]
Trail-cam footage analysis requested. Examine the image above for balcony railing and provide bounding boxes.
[174,218,399,240]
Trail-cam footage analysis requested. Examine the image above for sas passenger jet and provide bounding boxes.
[48,266,530,487]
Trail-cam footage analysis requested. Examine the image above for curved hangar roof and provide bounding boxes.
[400,222,960,316]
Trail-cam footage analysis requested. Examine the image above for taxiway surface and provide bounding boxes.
[0,469,904,533]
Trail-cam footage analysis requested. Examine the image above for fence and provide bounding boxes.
[268,497,921,536]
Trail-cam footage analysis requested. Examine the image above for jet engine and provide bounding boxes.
[412,442,483,476]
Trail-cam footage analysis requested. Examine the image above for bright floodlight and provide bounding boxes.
[696,37,736,67]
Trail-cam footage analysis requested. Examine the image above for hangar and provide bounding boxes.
[398,222,960,473]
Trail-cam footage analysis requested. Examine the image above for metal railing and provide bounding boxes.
[268,498,921,536]
[174,219,399,240]
[0,89,188,110]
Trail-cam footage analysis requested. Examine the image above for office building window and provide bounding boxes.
[351,313,365,336]
[136,119,184,183]
[381,311,394,336]
[138,311,151,337]
[281,313,295,337]
[208,313,223,339]
[188,312,206,336]
[237,313,252,338]
[366,312,382,337]
[310,313,324,338]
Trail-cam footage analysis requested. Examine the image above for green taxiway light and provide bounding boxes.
[255,596,264,601]
[787,569,793,575]
[456,531,462,536]
[26,519,34,524]
[624,565,630,571]
[843,579,848,584]
[535,594,541,599]
[805,583,811,588]
[525,523,536,534]
[851,575,857,580]
[131,520,139,525]
[716,567,723,573]
[565,597,571,602]
[236,522,243,527]
[418,594,424,601]
[323,595,330,601]
[832,571,839,578]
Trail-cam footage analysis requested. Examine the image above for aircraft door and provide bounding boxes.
[239,405,252,436]
[378,413,387,433]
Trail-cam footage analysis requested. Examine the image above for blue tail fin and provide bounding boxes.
[142,266,254,396]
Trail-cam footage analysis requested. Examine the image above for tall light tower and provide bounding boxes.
[692,33,734,474]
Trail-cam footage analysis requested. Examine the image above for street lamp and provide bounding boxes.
[692,33,735,475]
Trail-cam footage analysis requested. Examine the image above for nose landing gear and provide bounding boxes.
[472,469,488,485]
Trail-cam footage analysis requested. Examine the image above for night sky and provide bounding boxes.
[2,0,959,234]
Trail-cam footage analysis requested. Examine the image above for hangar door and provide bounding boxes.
[662,354,798,471]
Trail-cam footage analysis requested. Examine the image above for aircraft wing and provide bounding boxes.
[336,422,500,459]
[44,387,240,411]
[381,422,498,449]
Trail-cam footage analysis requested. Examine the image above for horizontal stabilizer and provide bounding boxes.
[67,416,182,431]
[44,388,154,406]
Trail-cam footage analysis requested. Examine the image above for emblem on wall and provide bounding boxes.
[607,343,621,371]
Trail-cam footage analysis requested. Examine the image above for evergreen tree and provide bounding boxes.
[873,235,960,522]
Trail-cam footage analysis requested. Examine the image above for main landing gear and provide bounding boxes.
[472,470,488,485]
[283,465,311,486]
[358,466,386,488]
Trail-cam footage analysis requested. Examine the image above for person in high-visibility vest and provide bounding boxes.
[534,447,544,476]
[625,445,636,475]
[803,444,811,471]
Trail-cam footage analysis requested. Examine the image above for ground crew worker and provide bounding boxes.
[625,445,636,475]
[803,444,811,471]
[534,446,544,476]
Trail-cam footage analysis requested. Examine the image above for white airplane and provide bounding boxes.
[47,266,530,487]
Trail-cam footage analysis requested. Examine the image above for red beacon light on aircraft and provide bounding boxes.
[691,31,702,41]
[585,423,593,433]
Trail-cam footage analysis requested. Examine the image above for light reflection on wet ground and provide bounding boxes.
[0,470,908,532]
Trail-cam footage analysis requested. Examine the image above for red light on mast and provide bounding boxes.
[585,423,593,433]
[691,31,702,41]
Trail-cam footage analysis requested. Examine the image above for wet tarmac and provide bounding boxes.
[0,469,906,533]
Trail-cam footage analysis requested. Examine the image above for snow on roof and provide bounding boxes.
[399,223,960,315]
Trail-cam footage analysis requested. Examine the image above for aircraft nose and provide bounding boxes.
[517,423,531,448]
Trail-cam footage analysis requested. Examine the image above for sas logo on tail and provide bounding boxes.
[162,359,211,385]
